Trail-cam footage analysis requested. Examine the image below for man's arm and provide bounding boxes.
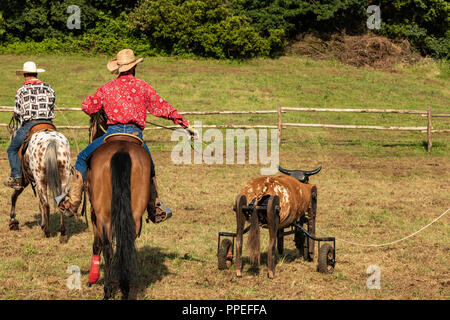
[13,88,23,121]
[47,85,56,111]
[81,87,104,115]
[145,85,190,128]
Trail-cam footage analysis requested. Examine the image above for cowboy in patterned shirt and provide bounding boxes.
[60,49,197,223]
[4,61,55,190]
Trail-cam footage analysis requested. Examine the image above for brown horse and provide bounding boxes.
[86,112,152,300]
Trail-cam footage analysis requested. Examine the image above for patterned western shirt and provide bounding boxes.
[81,74,189,130]
[14,79,56,123]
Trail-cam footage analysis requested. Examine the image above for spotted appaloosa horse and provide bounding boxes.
[9,128,72,242]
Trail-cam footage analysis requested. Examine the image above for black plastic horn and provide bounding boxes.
[278,165,322,184]
[303,166,322,176]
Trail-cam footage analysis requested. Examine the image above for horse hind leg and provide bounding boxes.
[58,160,71,243]
[59,211,67,243]
[37,187,51,238]
[101,226,115,300]
[87,216,103,287]
[9,186,27,230]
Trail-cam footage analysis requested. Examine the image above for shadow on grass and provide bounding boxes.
[78,246,197,300]
[129,246,179,300]
[23,211,88,240]
[381,141,430,151]
[333,139,448,153]
[241,248,301,277]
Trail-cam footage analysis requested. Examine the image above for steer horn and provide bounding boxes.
[278,165,322,183]
[303,166,322,176]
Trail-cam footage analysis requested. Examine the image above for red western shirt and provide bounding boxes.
[81,74,189,130]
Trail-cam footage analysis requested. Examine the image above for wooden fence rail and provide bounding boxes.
[278,105,449,153]
[0,106,284,115]
[0,105,448,152]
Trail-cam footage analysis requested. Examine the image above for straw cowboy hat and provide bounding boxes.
[107,49,144,74]
[16,61,45,75]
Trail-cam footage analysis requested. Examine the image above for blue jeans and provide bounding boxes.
[75,124,155,180]
[7,120,52,179]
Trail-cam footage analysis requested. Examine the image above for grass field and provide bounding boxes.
[0,53,448,300]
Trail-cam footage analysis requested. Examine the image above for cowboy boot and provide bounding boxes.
[3,175,23,190]
[59,169,84,217]
[146,176,172,224]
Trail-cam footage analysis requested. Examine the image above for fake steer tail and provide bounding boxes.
[247,206,261,265]
[109,151,138,295]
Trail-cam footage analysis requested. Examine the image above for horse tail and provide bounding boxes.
[109,151,137,294]
[247,206,261,265]
[45,139,62,201]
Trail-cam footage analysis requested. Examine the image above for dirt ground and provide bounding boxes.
[0,130,448,300]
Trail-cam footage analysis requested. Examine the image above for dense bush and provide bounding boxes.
[377,0,449,59]
[128,0,276,58]
[0,0,448,59]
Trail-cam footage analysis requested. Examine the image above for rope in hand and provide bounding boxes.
[145,120,209,153]
[317,207,449,247]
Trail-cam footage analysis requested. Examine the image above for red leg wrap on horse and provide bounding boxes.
[88,254,101,284]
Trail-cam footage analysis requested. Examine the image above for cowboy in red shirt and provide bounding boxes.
[60,49,196,223]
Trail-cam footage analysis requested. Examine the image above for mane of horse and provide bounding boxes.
[89,110,108,142]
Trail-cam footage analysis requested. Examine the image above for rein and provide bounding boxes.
[8,116,19,136]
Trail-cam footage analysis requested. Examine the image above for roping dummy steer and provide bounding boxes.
[217,165,336,278]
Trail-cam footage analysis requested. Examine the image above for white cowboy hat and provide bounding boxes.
[16,61,46,76]
[107,49,144,74]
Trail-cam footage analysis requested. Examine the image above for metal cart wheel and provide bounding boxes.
[218,238,233,270]
[317,243,335,274]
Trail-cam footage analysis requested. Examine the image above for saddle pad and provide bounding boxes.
[104,133,144,147]
[28,123,56,138]
[19,122,57,157]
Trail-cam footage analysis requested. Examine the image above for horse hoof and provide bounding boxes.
[59,235,68,244]
[9,219,19,231]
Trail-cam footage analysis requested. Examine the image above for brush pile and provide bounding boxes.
[288,34,421,71]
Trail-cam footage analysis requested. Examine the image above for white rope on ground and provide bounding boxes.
[317,207,450,247]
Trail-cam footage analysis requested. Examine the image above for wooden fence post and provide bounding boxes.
[277,105,282,146]
[427,105,432,153]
